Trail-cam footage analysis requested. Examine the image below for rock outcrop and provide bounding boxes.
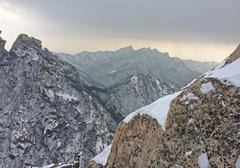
[92,73,175,122]
[0,31,7,57]
[0,34,117,167]
[88,45,240,168]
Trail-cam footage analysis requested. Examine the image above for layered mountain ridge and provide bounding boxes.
[89,45,240,168]
[58,46,216,89]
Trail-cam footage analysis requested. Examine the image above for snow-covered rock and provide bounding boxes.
[123,91,181,130]
[0,33,117,167]
[92,145,112,166]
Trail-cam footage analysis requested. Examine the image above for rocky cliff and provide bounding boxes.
[90,73,175,123]
[0,33,117,168]
[89,45,240,168]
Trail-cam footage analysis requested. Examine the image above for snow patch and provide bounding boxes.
[200,82,215,94]
[45,89,54,99]
[198,153,209,168]
[92,145,112,166]
[109,70,116,74]
[38,164,55,168]
[96,137,108,153]
[33,163,73,168]
[236,155,240,168]
[185,150,193,157]
[155,79,162,91]
[56,92,78,101]
[123,91,182,130]
[181,92,199,104]
[204,58,240,87]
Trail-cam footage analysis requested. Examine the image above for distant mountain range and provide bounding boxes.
[58,46,217,89]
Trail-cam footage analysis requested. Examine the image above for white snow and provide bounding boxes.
[96,137,108,153]
[131,76,138,82]
[33,164,55,168]
[92,145,112,166]
[45,89,54,98]
[185,150,193,157]
[109,70,116,74]
[123,91,182,130]
[56,92,78,101]
[204,58,240,87]
[180,92,199,104]
[198,153,209,168]
[236,155,240,168]
[155,79,162,91]
[200,82,215,94]
[41,164,55,168]
[33,163,73,168]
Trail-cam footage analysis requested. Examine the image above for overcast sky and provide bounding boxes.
[0,0,239,62]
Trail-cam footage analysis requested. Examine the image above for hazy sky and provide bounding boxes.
[0,0,239,62]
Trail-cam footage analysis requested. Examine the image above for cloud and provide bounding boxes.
[1,0,239,61]
[3,0,239,44]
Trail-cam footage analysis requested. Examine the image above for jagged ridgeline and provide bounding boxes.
[89,45,240,168]
[58,46,216,89]
[0,33,118,167]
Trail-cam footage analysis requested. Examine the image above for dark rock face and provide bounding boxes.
[0,31,7,57]
[0,34,116,167]
[105,74,174,119]
[89,73,175,124]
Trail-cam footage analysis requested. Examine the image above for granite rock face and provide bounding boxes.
[0,34,117,167]
[0,31,7,57]
[88,45,240,168]
[104,74,174,119]
[87,73,176,124]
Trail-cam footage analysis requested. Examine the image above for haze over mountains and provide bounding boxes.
[58,46,216,89]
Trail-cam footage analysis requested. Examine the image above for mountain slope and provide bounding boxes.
[92,73,175,122]
[89,45,240,168]
[0,33,117,168]
[58,46,216,89]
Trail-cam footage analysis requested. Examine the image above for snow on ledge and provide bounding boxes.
[92,145,112,166]
[198,153,209,168]
[236,155,240,168]
[204,58,240,87]
[200,82,215,94]
[123,91,182,130]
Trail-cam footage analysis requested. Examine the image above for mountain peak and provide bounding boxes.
[10,34,42,52]
[116,46,134,53]
[0,31,6,55]
[225,44,240,65]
